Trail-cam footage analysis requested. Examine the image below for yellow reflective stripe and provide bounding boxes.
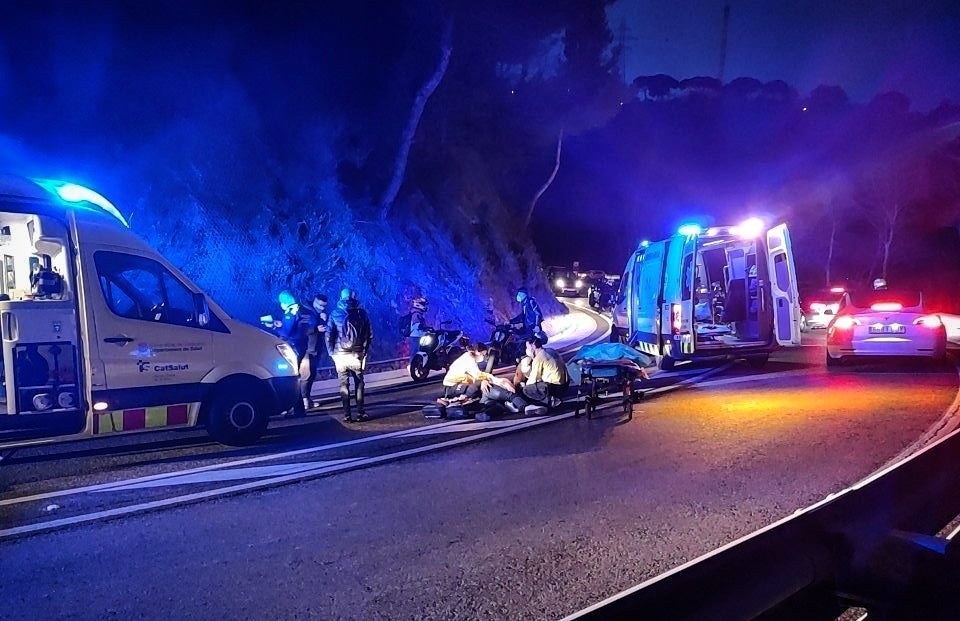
[145,406,167,428]
[97,411,122,434]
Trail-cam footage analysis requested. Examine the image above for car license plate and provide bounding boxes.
[869,325,905,334]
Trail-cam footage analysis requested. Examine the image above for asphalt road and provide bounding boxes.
[0,330,957,620]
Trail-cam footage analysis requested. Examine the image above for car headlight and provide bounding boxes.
[575,279,583,288]
[419,334,435,346]
[555,278,565,288]
[276,343,299,373]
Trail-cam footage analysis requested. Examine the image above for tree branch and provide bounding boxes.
[378,16,453,219]
[525,128,564,228]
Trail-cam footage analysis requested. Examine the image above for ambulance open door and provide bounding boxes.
[766,223,801,346]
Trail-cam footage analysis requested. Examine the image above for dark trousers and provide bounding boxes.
[443,383,480,400]
[479,385,526,410]
[522,380,568,408]
[335,353,365,415]
[300,353,318,405]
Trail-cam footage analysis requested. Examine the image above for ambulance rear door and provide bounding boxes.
[766,223,801,346]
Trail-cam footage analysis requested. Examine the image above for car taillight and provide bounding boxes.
[913,314,943,328]
[871,302,903,312]
[833,316,860,330]
[672,303,682,334]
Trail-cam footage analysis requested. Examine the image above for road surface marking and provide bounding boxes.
[688,368,812,389]
[0,417,467,508]
[95,419,549,491]
[96,459,366,491]
[886,362,960,464]
[0,413,574,540]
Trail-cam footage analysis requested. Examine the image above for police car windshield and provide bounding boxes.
[847,290,921,309]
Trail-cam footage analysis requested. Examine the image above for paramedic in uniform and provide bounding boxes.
[274,290,317,418]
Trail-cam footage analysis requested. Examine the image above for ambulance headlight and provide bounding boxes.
[276,344,299,372]
[33,393,54,411]
[419,334,435,347]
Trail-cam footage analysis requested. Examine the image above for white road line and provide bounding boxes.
[0,417,467,508]
[0,413,574,540]
[643,363,735,396]
[96,459,366,491]
[97,419,548,491]
[886,363,960,464]
[686,368,812,389]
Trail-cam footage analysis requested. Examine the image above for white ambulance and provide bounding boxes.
[611,218,802,369]
[0,174,300,449]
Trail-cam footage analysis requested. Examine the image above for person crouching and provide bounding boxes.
[521,336,570,411]
[441,343,490,401]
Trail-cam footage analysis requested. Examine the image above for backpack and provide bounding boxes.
[398,312,412,337]
[339,307,370,352]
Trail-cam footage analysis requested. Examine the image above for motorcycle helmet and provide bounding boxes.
[278,289,296,312]
[412,297,427,311]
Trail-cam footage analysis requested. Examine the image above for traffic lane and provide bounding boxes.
[2,354,955,620]
[0,380,450,496]
[0,356,714,506]
[0,364,719,534]
[0,301,609,493]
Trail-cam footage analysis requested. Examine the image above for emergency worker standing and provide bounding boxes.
[306,293,331,408]
[327,288,373,423]
[274,290,317,417]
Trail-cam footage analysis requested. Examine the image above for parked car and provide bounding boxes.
[547,266,584,297]
[588,274,620,310]
[800,287,845,331]
[825,289,947,366]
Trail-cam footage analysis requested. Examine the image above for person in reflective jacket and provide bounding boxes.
[510,287,545,342]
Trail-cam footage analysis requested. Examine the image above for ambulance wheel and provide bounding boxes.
[410,354,430,382]
[205,384,268,446]
[826,351,843,368]
[659,355,676,371]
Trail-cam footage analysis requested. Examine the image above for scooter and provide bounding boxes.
[484,320,528,372]
[409,321,469,382]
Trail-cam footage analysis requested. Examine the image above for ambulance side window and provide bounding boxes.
[94,251,198,328]
[681,254,693,301]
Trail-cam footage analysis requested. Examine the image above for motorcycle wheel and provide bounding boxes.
[410,354,430,382]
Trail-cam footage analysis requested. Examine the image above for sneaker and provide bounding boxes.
[549,396,563,409]
[524,405,548,417]
[356,412,370,422]
[504,401,520,414]
[342,414,354,423]
[475,411,491,422]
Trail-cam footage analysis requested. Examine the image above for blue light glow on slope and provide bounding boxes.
[30,178,129,227]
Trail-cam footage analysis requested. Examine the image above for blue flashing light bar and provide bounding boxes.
[31,178,129,228]
[677,223,702,237]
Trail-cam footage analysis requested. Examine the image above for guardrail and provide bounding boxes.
[566,414,960,620]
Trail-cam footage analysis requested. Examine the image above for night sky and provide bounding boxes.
[609,0,960,110]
